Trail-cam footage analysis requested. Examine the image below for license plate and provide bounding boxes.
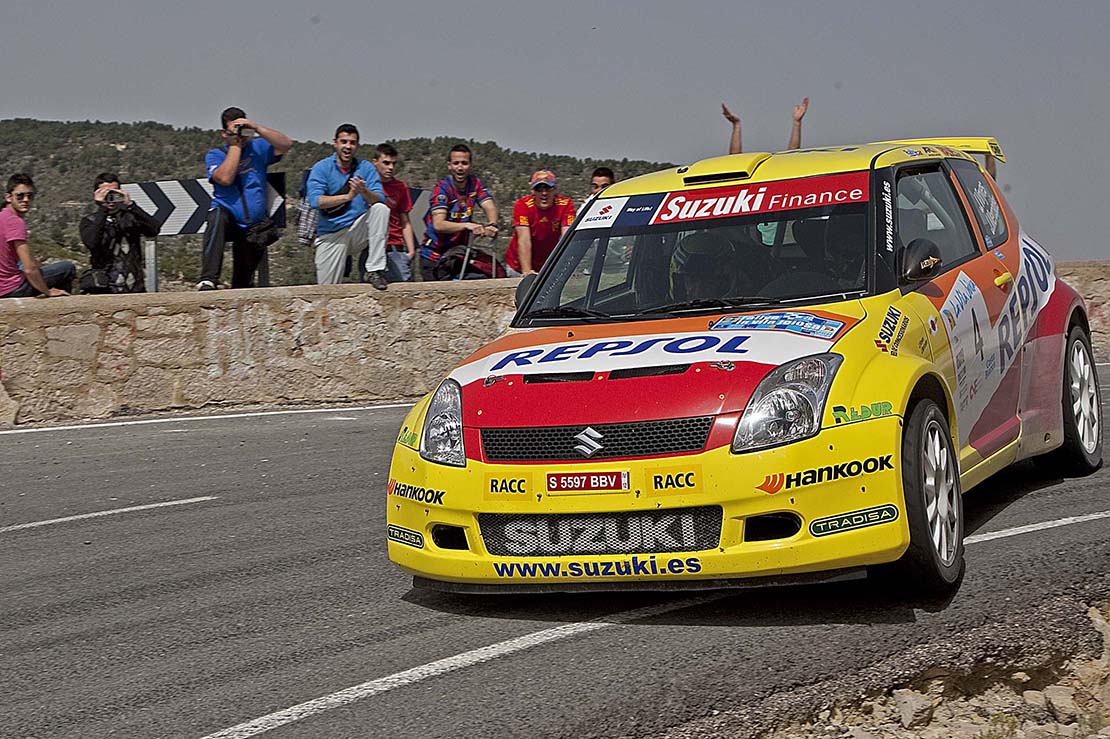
[546,471,630,493]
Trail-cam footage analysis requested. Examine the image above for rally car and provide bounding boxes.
[386,137,1101,595]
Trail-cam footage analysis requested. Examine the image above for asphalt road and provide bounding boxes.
[2,372,1109,739]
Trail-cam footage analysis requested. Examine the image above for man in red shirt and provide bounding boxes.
[506,170,576,276]
[370,143,417,282]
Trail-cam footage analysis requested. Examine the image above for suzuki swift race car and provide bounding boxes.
[387,138,1102,595]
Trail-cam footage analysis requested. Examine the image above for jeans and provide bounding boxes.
[385,249,412,282]
[0,261,77,298]
[200,206,266,288]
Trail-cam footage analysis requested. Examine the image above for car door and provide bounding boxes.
[895,162,1019,470]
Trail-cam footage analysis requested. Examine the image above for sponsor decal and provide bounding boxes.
[483,375,506,387]
[499,510,699,555]
[487,333,753,372]
[809,504,900,537]
[493,554,703,578]
[928,315,939,336]
[397,426,418,447]
[970,180,1003,236]
[882,179,894,252]
[710,311,846,340]
[988,141,1002,157]
[755,455,895,494]
[388,478,447,506]
[547,471,630,493]
[832,402,894,424]
[993,249,1006,260]
[647,465,701,494]
[485,474,531,500]
[577,196,629,230]
[917,335,929,355]
[903,148,921,157]
[649,171,869,226]
[875,307,909,355]
[387,524,425,549]
[710,360,735,371]
[920,255,941,271]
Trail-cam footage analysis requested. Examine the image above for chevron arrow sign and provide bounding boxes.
[121,173,285,236]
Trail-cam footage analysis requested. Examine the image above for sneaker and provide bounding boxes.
[196,279,217,291]
[364,270,388,291]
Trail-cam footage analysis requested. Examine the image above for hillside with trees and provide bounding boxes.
[0,119,671,288]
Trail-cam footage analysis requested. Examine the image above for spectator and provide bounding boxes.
[0,174,75,299]
[370,143,417,283]
[421,144,498,280]
[506,170,576,276]
[589,166,615,197]
[78,172,160,293]
[306,123,390,289]
[721,97,809,154]
[197,106,292,290]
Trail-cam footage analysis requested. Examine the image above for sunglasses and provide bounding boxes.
[11,192,36,201]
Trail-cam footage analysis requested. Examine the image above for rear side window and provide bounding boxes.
[950,159,1009,248]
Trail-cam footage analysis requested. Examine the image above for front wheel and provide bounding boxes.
[1037,325,1102,476]
[896,399,965,596]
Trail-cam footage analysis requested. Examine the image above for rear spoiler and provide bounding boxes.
[872,137,1006,163]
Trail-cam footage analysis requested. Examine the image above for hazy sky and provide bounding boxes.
[2,0,1106,259]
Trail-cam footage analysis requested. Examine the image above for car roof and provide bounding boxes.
[601,137,1004,198]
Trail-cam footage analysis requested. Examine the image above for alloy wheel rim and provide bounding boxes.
[922,418,959,566]
[1070,339,1100,454]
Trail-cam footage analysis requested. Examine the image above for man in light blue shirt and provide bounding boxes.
[306,123,390,288]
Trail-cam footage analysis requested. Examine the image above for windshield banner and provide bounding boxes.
[649,171,869,226]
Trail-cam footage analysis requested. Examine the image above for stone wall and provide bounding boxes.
[1,263,1107,427]
[0,281,519,426]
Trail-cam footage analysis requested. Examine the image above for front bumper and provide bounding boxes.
[386,416,909,589]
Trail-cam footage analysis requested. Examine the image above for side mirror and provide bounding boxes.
[901,238,943,283]
[515,273,538,308]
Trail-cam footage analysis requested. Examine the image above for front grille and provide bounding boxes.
[481,416,714,462]
[479,506,723,556]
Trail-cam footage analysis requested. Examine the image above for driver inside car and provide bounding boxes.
[668,231,737,301]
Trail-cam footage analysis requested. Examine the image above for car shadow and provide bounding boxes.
[402,572,953,627]
[962,459,1067,536]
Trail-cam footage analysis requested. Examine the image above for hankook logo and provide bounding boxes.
[573,427,604,457]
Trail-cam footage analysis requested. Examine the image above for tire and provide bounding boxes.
[897,399,965,596]
[1037,325,1103,476]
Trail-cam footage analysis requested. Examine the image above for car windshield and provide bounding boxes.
[520,171,872,324]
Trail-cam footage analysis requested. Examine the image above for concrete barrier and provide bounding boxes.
[0,262,1107,427]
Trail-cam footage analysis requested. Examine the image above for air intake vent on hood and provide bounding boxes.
[523,371,595,384]
[609,364,689,380]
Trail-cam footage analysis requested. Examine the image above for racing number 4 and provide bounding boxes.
[972,308,985,361]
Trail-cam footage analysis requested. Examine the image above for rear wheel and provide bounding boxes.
[1037,325,1102,475]
[896,399,965,596]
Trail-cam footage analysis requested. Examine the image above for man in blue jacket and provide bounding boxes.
[198,106,292,290]
[306,124,390,289]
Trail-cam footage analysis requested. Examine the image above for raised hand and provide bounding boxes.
[793,97,810,123]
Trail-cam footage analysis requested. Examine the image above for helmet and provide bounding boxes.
[669,231,735,300]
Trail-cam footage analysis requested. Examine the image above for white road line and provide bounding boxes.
[965,510,1110,545]
[0,496,218,534]
[196,594,723,739]
[0,403,414,436]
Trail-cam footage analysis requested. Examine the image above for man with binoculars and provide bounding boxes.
[197,106,292,290]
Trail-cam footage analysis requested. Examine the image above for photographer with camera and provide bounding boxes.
[197,106,292,290]
[78,173,160,293]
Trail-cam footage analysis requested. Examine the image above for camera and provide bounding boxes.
[234,124,256,139]
[105,191,125,204]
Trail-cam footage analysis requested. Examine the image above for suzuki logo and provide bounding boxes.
[756,473,785,494]
[573,427,604,458]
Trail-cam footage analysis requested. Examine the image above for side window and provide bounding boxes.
[950,159,1009,249]
[896,167,980,268]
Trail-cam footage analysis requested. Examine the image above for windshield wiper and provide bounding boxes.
[634,296,781,316]
[521,306,611,321]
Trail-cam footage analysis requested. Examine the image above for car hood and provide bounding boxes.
[450,304,865,427]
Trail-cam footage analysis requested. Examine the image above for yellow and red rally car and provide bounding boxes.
[387,138,1102,595]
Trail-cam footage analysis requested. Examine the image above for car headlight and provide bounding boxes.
[732,354,843,453]
[420,379,466,467]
